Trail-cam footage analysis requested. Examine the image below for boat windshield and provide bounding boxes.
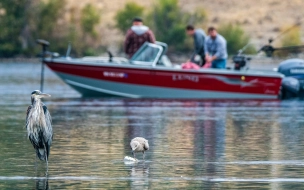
[130,43,163,66]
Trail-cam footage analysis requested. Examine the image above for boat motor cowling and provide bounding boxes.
[281,77,300,99]
[277,59,304,76]
[278,59,304,99]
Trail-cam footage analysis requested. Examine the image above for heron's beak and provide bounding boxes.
[39,93,51,98]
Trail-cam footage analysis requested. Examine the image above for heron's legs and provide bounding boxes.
[46,156,48,173]
[143,151,145,160]
[43,143,48,175]
[35,155,38,174]
[132,151,136,159]
[44,178,48,189]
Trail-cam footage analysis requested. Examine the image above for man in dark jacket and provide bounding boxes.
[186,25,206,66]
[124,17,156,58]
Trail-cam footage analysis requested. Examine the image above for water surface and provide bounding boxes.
[0,62,304,189]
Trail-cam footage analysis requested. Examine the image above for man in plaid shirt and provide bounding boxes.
[124,17,156,58]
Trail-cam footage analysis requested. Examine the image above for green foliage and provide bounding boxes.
[83,48,97,56]
[0,0,28,57]
[281,26,302,47]
[0,0,209,57]
[0,0,102,57]
[32,0,70,55]
[81,4,100,37]
[115,2,144,33]
[36,0,64,38]
[218,23,256,55]
[147,0,187,51]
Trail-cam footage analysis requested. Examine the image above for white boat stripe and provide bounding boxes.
[65,79,141,98]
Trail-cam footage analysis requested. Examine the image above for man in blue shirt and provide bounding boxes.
[186,25,206,66]
[204,27,227,69]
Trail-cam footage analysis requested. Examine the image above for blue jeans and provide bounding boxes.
[212,59,226,69]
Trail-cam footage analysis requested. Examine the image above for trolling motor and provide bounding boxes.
[36,39,50,92]
[37,39,50,53]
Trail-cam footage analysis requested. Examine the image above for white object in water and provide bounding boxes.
[124,156,138,162]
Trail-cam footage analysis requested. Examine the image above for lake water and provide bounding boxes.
[1,61,304,189]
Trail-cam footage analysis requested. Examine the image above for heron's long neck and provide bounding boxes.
[30,98,45,125]
[32,98,42,107]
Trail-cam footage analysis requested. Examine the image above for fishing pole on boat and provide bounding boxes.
[36,39,50,92]
[258,18,304,57]
[233,19,304,70]
[237,42,252,55]
[231,42,253,70]
[66,42,71,58]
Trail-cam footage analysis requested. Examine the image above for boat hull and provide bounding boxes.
[45,59,283,99]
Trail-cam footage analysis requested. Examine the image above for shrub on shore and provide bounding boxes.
[218,23,256,55]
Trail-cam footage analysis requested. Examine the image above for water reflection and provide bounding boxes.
[2,62,304,189]
[129,163,150,190]
[35,178,49,190]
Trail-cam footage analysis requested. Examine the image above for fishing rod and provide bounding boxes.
[258,18,304,57]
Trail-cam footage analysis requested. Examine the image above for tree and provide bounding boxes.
[146,0,206,52]
[147,0,185,51]
[115,2,144,33]
[0,0,28,57]
[36,0,64,39]
[81,4,100,38]
[31,0,70,54]
[218,23,256,55]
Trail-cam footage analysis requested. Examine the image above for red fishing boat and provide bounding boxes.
[44,42,283,99]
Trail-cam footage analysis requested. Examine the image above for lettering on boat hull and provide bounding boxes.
[172,75,199,83]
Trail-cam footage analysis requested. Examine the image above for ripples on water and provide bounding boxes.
[1,62,304,189]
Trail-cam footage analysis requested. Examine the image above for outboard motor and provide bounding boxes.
[278,59,304,99]
[232,55,251,70]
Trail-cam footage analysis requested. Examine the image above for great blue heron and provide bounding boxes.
[130,137,149,160]
[25,90,53,171]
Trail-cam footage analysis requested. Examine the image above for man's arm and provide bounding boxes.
[148,30,156,43]
[204,37,209,56]
[204,37,211,62]
[194,32,203,54]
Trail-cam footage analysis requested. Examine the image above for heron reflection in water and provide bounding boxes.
[36,178,49,190]
[25,90,53,172]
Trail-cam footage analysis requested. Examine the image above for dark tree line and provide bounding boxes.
[0,0,100,57]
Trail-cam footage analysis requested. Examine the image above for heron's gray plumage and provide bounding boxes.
[130,137,149,160]
[25,90,52,168]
